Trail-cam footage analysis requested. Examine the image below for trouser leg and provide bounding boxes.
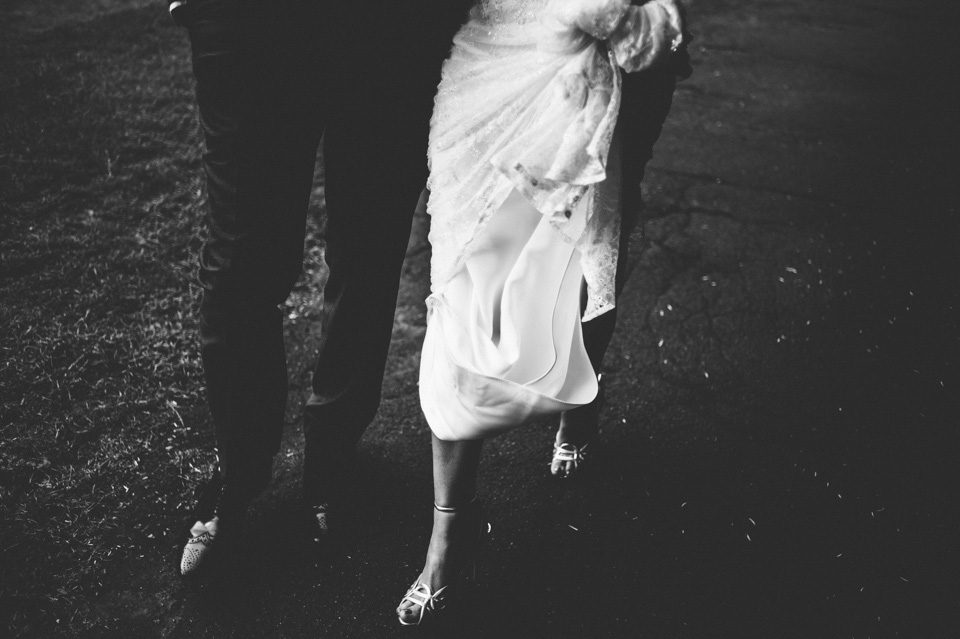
[187,0,324,496]
[302,79,434,503]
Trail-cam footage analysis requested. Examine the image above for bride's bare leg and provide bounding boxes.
[397,434,483,623]
[431,433,483,509]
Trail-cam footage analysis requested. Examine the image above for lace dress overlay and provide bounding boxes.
[422,0,682,439]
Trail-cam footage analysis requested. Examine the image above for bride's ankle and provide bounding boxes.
[429,510,476,553]
[556,414,598,446]
[423,503,482,571]
[420,536,462,590]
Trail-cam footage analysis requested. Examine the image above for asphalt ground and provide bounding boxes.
[49,0,960,637]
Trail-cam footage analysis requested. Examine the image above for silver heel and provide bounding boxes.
[396,498,489,626]
[551,440,590,478]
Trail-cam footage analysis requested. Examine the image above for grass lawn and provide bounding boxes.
[0,4,325,636]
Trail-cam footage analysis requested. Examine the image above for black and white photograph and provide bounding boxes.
[1,0,958,637]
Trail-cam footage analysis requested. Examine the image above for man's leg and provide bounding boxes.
[302,76,435,511]
[179,0,324,570]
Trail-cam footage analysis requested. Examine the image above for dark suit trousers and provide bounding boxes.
[184,0,449,499]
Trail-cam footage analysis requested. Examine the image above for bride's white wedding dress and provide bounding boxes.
[420,0,684,440]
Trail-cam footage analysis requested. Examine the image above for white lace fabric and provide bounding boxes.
[427,0,680,321]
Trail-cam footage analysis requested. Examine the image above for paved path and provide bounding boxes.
[90,1,959,637]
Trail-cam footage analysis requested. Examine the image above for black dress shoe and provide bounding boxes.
[304,481,366,548]
[308,502,331,542]
[303,439,363,541]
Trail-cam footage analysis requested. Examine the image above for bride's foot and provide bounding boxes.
[551,404,600,479]
[397,501,484,626]
[551,374,604,478]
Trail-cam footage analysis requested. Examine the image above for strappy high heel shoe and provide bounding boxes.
[551,439,590,479]
[551,375,604,479]
[396,500,488,626]
[397,579,450,627]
